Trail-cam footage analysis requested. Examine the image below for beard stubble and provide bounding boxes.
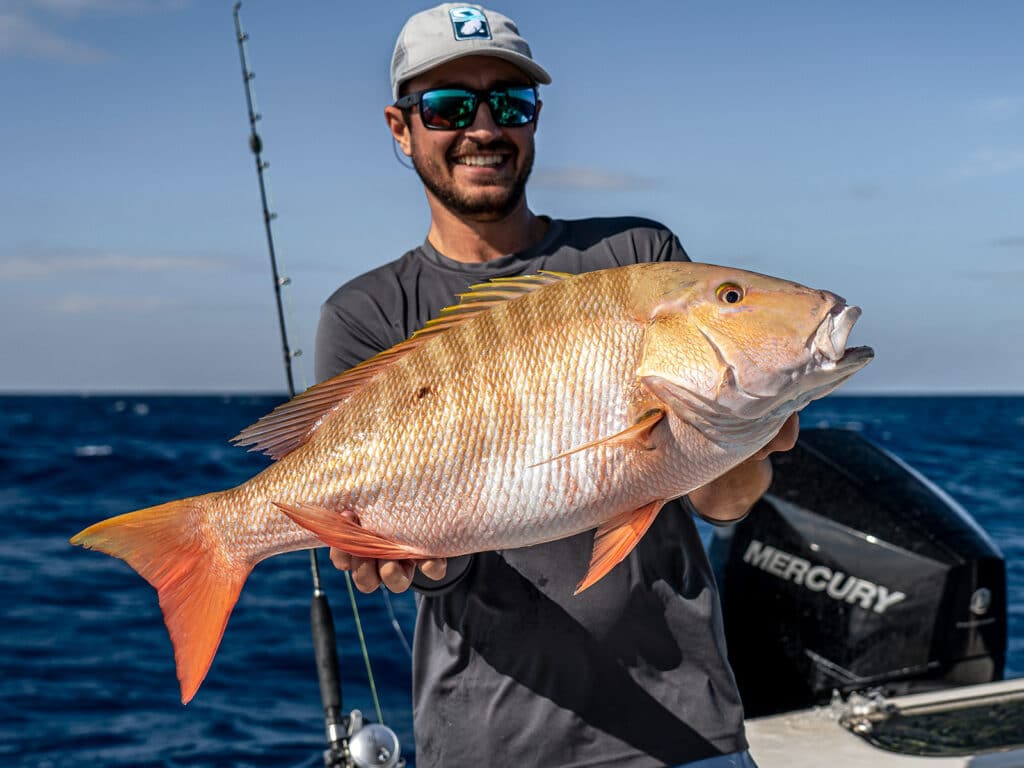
[410,138,535,221]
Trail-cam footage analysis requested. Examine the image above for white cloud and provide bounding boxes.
[30,0,189,17]
[41,293,175,313]
[0,249,223,279]
[961,268,1024,283]
[961,147,1024,177]
[531,166,657,191]
[0,11,106,60]
[972,96,1024,117]
[0,0,188,60]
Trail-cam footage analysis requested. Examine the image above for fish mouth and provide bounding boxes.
[714,300,874,417]
[811,304,873,371]
[657,298,874,424]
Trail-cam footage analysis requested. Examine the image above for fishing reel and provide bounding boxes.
[311,580,404,768]
[323,709,404,768]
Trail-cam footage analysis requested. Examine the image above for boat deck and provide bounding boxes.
[746,678,1024,767]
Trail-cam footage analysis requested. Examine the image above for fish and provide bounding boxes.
[71,261,873,703]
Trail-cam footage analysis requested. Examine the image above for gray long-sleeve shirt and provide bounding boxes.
[315,217,747,767]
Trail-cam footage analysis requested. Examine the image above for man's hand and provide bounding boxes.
[688,413,800,523]
[329,549,448,593]
[326,513,447,592]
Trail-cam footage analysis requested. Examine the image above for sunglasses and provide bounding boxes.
[394,86,538,130]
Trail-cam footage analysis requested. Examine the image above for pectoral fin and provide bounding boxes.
[531,408,666,468]
[575,500,665,594]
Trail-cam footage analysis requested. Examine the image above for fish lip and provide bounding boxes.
[680,299,873,418]
[836,344,875,367]
[794,344,874,404]
[727,302,874,407]
[812,304,860,363]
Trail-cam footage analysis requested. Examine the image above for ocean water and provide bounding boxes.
[2,394,1021,767]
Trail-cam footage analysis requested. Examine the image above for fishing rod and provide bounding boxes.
[231,6,402,767]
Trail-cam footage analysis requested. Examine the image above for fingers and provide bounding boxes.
[378,560,415,593]
[353,556,383,593]
[419,558,448,581]
[752,413,800,460]
[776,412,800,450]
[329,547,352,571]
[328,549,386,593]
[327,547,448,593]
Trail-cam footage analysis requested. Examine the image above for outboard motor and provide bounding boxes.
[709,428,1006,718]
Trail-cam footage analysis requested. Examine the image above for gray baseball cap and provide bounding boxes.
[390,3,552,100]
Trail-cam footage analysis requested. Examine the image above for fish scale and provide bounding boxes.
[71,262,873,703]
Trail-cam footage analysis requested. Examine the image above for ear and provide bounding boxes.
[384,105,412,157]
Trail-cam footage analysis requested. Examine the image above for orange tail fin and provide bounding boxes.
[70,494,250,704]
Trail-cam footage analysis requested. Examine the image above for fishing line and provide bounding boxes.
[391,136,415,171]
[380,590,413,658]
[345,572,386,724]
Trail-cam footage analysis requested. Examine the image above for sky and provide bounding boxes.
[2,0,1022,394]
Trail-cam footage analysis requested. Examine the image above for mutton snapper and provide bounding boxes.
[71,262,873,703]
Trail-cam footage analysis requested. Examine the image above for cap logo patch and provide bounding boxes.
[449,7,491,41]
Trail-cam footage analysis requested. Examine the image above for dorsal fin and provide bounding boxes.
[419,270,570,332]
[232,270,572,459]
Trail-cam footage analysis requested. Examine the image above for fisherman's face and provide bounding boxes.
[386,56,540,221]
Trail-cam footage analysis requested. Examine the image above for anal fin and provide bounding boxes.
[274,502,430,560]
[575,500,665,594]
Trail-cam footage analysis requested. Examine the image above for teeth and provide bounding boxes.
[455,155,504,167]
[813,305,861,363]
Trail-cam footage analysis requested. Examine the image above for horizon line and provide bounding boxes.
[2,389,1022,398]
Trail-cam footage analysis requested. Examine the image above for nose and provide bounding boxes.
[463,101,502,142]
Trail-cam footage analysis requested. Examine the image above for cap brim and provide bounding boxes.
[393,50,552,100]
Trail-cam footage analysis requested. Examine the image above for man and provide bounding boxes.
[316,5,797,766]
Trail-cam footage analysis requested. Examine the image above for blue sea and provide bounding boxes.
[2,394,1022,767]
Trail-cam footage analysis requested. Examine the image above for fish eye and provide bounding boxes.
[716,283,744,304]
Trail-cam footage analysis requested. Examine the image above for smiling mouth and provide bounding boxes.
[451,153,507,168]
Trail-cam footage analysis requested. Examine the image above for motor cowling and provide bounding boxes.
[709,428,1006,718]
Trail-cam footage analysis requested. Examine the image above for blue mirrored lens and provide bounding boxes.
[488,87,537,127]
[420,90,477,129]
[419,87,536,129]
